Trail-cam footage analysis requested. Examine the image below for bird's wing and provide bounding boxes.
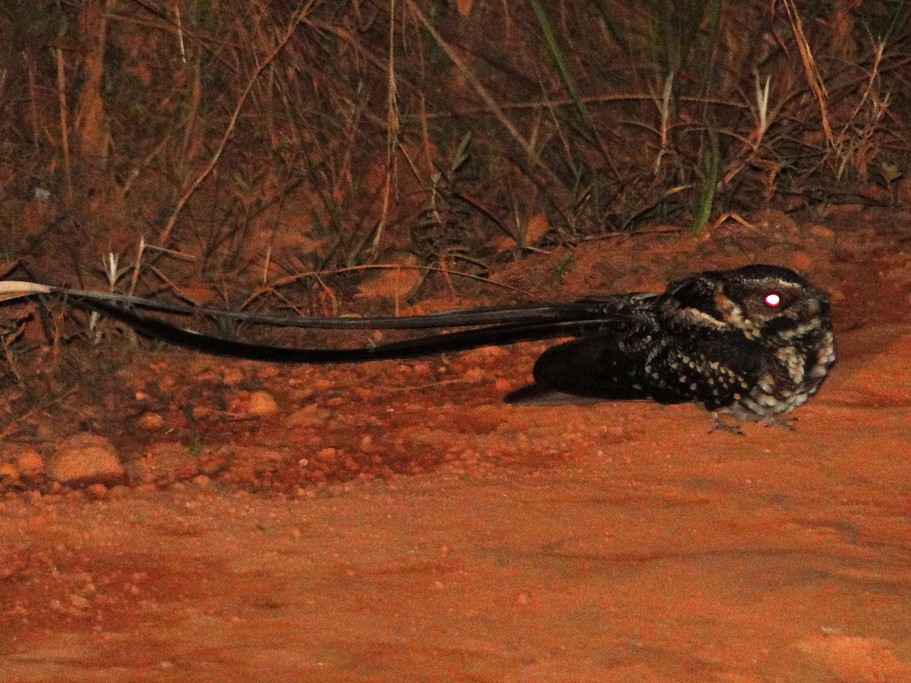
[505,321,680,404]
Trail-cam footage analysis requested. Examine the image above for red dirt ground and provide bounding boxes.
[1,207,911,681]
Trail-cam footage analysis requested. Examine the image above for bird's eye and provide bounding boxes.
[763,292,782,308]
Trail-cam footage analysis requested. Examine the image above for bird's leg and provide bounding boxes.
[709,411,744,435]
[760,415,797,431]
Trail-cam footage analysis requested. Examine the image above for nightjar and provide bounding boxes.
[505,264,835,420]
[48,262,835,420]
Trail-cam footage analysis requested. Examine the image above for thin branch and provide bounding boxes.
[158,0,317,244]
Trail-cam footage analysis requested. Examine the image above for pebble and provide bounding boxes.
[808,224,835,239]
[138,412,165,429]
[247,390,279,416]
[125,442,203,485]
[191,474,213,488]
[15,448,46,476]
[86,483,108,499]
[45,434,124,486]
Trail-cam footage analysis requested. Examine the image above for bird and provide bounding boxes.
[505,264,836,422]
[3,264,835,421]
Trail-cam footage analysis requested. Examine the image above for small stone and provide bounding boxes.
[125,442,201,485]
[46,434,124,486]
[411,362,431,376]
[86,483,108,499]
[137,412,165,429]
[247,390,278,416]
[68,593,91,611]
[14,448,45,476]
[808,224,835,239]
[255,365,281,380]
[313,378,334,391]
[462,368,485,383]
[191,474,213,488]
[222,367,244,385]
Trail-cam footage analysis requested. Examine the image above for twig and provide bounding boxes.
[240,262,534,310]
[0,389,78,442]
[158,0,316,244]
[403,0,567,191]
[372,0,400,255]
[53,46,73,203]
[781,0,833,149]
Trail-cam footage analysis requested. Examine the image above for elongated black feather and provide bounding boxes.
[76,298,620,363]
[54,286,608,330]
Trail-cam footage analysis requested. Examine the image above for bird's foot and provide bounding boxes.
[760,415,797,431]
[710,412,744,435]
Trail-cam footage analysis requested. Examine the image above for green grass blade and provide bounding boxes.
[528,0,592,128]
[690,128,719,234]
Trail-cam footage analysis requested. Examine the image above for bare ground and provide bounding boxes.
[1,207,911,682]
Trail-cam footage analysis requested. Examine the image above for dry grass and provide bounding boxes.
[0,0,908,304]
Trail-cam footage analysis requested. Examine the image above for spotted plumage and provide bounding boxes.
[506,265,835,420]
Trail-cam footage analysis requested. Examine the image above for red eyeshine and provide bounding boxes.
[764,293,782,307]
